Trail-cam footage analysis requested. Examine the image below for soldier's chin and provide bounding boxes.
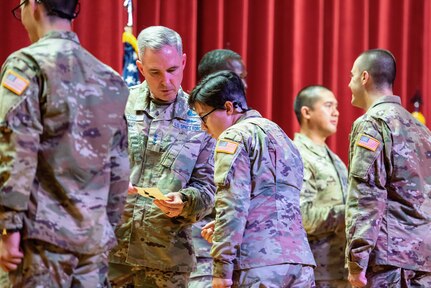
[156,91,176,102]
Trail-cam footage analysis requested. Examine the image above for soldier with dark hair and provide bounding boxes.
[189,71,316,288]
[293,85,349,288]
[189,49,247,288]
[346,49,431,287]
[0,0,130,286]
[197,49,247,89]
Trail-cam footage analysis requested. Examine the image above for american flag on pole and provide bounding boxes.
[122,30,140,87]
[356,134,380,151]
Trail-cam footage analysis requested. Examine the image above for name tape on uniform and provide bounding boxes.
[216,139,239,154]
[2,70,30,96]
[356,134,380,151]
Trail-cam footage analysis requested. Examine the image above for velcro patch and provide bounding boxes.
[216,139,239,154]
[356,134,380,151]
[2,70,30,95]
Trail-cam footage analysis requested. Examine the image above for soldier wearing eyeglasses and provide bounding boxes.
[189,71,316,288]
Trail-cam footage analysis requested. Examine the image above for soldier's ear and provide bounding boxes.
[361,70,370,85]
[301,106,311,120]
[136,60,144,76]
[224,101,235,115]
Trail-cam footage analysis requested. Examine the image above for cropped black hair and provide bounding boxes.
[358,49,396,88]
[189,70,248,111]
[39,0,80,20]
[198,49,242,81]
[294,85,330,124]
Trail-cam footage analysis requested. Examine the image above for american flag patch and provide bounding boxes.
[2,70,30,95]
[216,139,239,154]
[356,134,380,151]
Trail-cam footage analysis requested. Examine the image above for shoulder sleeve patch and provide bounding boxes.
[356,134,380,151]
[1,70,30,95]
[215,139,239,154]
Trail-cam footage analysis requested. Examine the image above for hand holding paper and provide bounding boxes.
[135,187,169,200]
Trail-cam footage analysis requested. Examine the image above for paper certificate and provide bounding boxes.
[135,187,169,200]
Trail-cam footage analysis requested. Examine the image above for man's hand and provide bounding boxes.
[348,270,367,287]
[213,277,232,288]
[154,192,185,218]
[127,182,137,195]
[0,231,23,272]
[201,220,215,243]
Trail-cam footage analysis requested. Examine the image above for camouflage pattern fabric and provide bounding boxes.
[109,81,215,282]
[211,109,316,282]
[189,211,214,288]
[346,96,431,277]
[0,31,130,253]
[293,133,349,284]
[231,264,315,288]
[110,262,190,288]
[0,269,11,288]
[188,256,212,288]
[8,240,110,287]
[314,279,351,288]
[364,265,431,288]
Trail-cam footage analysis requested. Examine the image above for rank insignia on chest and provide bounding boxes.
[2,70,30,95]
[356,134,380,151]
[216,139,239,154]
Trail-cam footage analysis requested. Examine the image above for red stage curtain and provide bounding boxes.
[1,0,430,164]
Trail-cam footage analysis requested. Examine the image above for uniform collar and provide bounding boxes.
[132,81,189,120]
[294,133,328,158]
[39,30,80,44]
[369,95,401,110]
[235,109,262,123]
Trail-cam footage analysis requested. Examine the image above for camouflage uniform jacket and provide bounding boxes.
[346,95,431,274]
[293,133,348,281]
[0,31,130,254]
[211,110,316,280]
[191,210,214,259]
[109,81,215,272]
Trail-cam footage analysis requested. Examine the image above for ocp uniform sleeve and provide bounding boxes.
[107,114,130,228]
[179,133,216,223]
[211,133,251,280]
[300,160,345,236]
[0,54,43,230]
[346,118,390,273]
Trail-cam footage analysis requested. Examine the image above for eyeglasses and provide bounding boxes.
[12,0,29,21]
[200,108,219,124]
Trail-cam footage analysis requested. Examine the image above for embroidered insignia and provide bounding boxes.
[1,70,30,95]
[216,139,239,154]
[356,134,380,151]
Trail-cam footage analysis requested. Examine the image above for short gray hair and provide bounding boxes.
[137,26,183,58]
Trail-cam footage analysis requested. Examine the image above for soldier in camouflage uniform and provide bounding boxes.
[189,49,247,288]
[346,49,431,287]
[293,85,350,288]
[189,71,316,288]
[108,26,215,288]
[0,1,130,287]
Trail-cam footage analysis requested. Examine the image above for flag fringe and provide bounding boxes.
[122,31,139,56]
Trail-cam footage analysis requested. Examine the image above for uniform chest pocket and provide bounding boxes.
[160,131,202,182]
[126,114,147,155]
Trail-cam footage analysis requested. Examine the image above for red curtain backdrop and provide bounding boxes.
[1,0,430,164]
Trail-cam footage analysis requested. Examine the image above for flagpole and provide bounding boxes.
[122,0,140,87]
[124,0,133,28]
